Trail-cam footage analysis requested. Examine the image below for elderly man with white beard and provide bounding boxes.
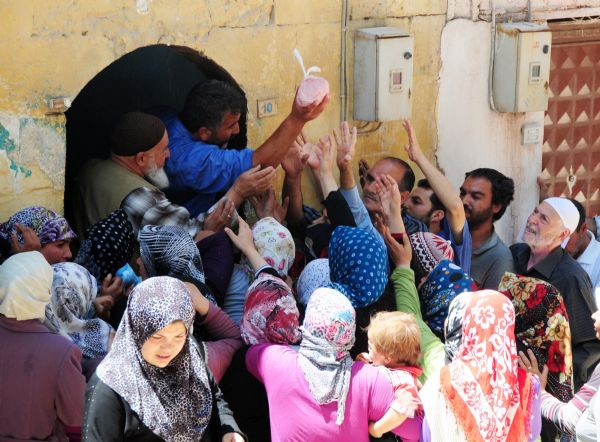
[511,197,600,390]
[74,112,251,238]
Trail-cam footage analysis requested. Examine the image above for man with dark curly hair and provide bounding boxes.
[460,168,515,289]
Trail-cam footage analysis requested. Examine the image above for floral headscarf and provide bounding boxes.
[419,260,476,339]
[409,232,454,282]
[46,263,113,359]
[250,217,295,277]
[441,290,534,442]
[74,209,134,283]
[241,273,301,345]
[0,251,53,321]
[499,272,573,402]
[0,206,76,246]
[443,291,472,363]
[296,258,330,306]
[298,287,356,425]
[328,226,388,308]
[96,277,212,441]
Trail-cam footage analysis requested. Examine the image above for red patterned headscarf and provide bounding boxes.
[241,273,301,345]
[440,290,534,442]
[498,273,573,403]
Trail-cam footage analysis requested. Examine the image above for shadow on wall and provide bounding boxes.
[64,44,248,224]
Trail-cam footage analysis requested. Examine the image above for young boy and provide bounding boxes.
[357,311,423,439]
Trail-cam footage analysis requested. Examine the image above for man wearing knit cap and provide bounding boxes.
[73,112,204,238]
[511,197,599,391]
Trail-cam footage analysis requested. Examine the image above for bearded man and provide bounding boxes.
[73,112,199,237]
[460,168,515,289]
[511,197,600,390]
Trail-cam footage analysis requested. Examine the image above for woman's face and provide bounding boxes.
[592,311,600,340]
[141,320,187,367]
[41,240,72,264]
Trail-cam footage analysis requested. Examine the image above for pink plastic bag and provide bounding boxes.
[294,48,329,107]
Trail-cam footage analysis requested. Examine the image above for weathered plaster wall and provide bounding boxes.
[437,1,600,243]
[0,0,446,220]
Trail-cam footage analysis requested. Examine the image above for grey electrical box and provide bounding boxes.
[492,22,552,113]
[353,27,414,121]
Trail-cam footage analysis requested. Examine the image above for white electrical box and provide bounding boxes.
[492,22,552,113]
[353,27,414,121]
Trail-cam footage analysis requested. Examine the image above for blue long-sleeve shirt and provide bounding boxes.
[163,114,254,216]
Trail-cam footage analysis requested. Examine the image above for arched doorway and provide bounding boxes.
[64,44,248,224]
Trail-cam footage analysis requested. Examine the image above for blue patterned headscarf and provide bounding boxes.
[327,226,388,308]
[418,259,476,339]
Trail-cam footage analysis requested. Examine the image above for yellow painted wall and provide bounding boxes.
[0,0,446,219]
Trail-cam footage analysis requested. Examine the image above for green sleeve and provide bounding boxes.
[390,266,446,383]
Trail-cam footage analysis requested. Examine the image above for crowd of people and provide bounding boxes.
[1,78,600,442]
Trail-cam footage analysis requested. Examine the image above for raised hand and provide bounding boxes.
[291,91,330,123]
[204,198,236,232]
[375,174,404,233]
[250,188,290,224]
[333,121,357,171]
[231,165,276,201]
[313,134,336,175]
[359,158,370,188]
[402,119,423,163]
[10,223,41,253]
[376,219,412,268]
[99,273,125,302]
[224,217,255,255]
[281,133,310,178]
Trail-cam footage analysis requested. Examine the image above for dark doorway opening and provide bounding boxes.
[64,44,248,225]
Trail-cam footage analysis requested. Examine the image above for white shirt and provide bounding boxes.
[577,231,600,307]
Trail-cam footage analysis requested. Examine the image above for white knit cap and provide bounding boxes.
[543,197,580,247]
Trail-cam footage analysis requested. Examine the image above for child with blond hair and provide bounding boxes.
[357,311,423,439]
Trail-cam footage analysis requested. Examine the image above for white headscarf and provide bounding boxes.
[544,197,580,247]
[0,251,53,320]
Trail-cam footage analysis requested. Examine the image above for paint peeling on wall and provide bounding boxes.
[136,0,153,15]
[19,118,65,188]
[0,120,32,178]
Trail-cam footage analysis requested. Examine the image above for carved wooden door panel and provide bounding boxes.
[542,22,600,215]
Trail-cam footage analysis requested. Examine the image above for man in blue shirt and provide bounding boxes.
[163,80,328,216]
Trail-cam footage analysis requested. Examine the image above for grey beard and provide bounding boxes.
[145,167,170,189]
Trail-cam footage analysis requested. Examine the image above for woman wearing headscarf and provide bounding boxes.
[409,231,455,286]
[83,277,245,441]
[224,216,295,325]
[296,257,330,307]
[74,208,134,286]
[0,206,76,264]
[442,291,472,363]
[419,290,542,442]
[418,259,476,339]
[224,218,301,345]
[46,262,115,361]
[0,251,85,441]
[245,287,422,441]
[499,273,573,403]
[328,225,388,309]
[138,224,242,383]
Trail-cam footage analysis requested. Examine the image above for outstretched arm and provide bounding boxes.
[402,119,465,242]
[335,121,358,190]
[252,93,329,168]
